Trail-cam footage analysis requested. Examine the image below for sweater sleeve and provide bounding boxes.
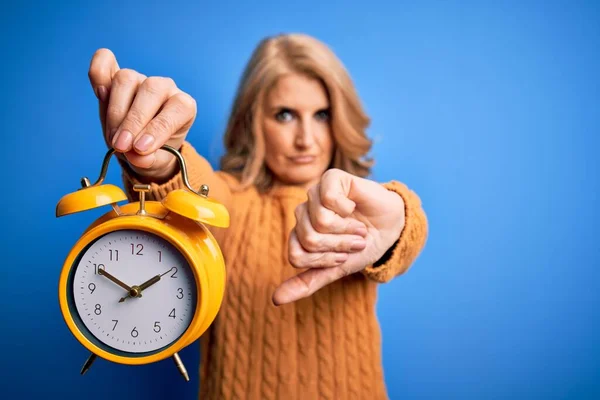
[361,180,428,283]
[119,141,233,211]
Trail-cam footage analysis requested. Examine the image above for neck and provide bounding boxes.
[270,178,316,192]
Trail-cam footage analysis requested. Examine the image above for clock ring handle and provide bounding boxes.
[88,145,209,197]
[161,145,210,197]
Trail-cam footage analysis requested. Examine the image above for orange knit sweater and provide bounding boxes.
[121,142,428,399]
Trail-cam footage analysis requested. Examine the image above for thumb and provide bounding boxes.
[272,266,347,306]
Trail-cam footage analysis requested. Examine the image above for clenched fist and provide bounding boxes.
[88,48,197,181]
[273,169,406,306]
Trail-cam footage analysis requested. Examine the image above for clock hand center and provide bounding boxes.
[128,285,142,298]
[119,285,142,303]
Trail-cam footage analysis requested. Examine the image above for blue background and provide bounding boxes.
[1,1,598,399]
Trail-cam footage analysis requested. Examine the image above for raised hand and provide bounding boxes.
[88,48,197,182]
[273,169,406,306]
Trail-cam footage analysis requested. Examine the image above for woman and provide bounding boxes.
[88,33,428,399]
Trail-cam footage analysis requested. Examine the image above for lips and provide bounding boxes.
[289,155,316,164]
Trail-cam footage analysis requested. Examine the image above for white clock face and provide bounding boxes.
[70,229,197,354]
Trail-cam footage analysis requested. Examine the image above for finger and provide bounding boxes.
[272,266,348,306]
[321,169,377,214]
[121,143,180,172]
[88,48,120,102]
[318,171,357,217]
[114,76,179,153]
[306,184,367,236]
[88,48,120,135]
[132,92,196,155]
[105,68,146,149]
[288,230,349,269]
[121,151,158,170]
[295,203,366,253]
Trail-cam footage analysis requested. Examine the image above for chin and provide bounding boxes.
[277,166,325,186]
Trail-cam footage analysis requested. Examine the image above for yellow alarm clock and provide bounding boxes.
[55,145,229,381]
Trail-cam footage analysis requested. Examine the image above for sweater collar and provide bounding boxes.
[265,184,309,199]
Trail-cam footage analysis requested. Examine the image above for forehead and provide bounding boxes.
[266,73,329,109]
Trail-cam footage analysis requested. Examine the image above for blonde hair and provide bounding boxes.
[220,33,374,192]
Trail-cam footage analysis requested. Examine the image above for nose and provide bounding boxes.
[294,119,316,148]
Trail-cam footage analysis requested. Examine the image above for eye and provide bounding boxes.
[315,109,330,122]
[275,108,294,123]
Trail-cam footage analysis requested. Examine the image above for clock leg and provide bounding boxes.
[80,353,97,375]
[172,352,190,382]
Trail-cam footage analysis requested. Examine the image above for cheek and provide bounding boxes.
[316,125,334,156]
[263,122,291,164]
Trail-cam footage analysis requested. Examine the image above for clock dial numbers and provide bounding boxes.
[131,243,144,256]
[71,230,197,354]
[93,263,104,275]
[109,249,119,261]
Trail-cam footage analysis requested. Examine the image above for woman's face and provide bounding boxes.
[262,73,334,189]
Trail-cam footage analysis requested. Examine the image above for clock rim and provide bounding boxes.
[66,228,199,358]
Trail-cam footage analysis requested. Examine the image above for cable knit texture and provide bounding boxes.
[121,142,429,400]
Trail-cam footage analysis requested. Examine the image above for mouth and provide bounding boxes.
[289,155,316,164]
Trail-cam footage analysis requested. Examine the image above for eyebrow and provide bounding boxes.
[268,105,330,113]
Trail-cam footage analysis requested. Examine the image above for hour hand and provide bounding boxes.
[119,267,175,303]
[119,276,159,303]
[98,269,132,292]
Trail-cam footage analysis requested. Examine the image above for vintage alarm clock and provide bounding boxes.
[55,145,229,381]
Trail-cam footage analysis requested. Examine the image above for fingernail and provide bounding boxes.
[96,86,108,102]
[114,130,133,151]
[351,239,366,251]
[134,134,154,152]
